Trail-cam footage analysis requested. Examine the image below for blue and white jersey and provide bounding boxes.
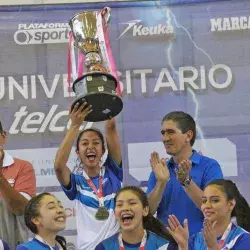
[95,231,178,250]
[61,155,123,250]
[189,223,250,250]
[15,238,60,250]
[0,239,9,250]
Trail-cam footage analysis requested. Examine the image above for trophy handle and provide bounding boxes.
[101,7,111,26]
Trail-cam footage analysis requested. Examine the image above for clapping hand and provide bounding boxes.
[167,215,189,250]
[175,159,192,183]
[150,152,170,183]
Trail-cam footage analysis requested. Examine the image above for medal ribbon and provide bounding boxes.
[97,7,122,97]
[218,222,232,249]
[118,230,147,250]
[82,167,105,207]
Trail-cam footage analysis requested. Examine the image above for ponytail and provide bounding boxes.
[55,235,67,250]
[206,179,250,231]
[233,194,250,231]
[143,213,175,242]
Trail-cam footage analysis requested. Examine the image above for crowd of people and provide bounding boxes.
[0,103,250,250]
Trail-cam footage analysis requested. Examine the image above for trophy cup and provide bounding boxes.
[68,8,123,122]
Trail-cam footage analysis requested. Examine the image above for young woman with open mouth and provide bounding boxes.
[54,102,123,250]
[96,186,178,250]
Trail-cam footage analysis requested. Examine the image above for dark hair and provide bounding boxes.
[76,128,105,153]
[162,111,196,146]
[206,179,250,232]
[24,193,67,250]
[115,186,175,243]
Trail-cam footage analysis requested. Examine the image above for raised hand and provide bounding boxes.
[167,215,189,249]
[70,102,92,127]
[175,159,192,183]
[150,152,170,183]
[202,219,219,250]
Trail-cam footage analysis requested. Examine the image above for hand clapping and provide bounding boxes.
[167,215,189,250]
[175,159,192,183]
[150,152,170,183]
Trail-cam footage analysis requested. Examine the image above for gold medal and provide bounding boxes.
[95,206,109,220]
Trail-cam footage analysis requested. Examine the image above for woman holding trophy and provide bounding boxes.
[55,6,124,250]
[54,102,123,250]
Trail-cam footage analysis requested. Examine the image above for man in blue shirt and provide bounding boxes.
[146,111,223,236]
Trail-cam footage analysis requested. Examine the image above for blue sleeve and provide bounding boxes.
[201,160,223,190]
[232,233,250,250]
[15,246,28,250]
[105,155,123,181]
[188,234,196,250]
[146,171,157,195]
[61,173,77,200]
[3,241,10,250]
[167,242,178,250]
[94,242,106,250]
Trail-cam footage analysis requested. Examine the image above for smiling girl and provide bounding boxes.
[15,193,67,250]
[167,179,250,250]
[96,186,178,250]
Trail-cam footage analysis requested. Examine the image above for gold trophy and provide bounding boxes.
[69,8,123,122]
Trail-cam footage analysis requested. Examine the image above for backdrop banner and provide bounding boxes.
[0,0,249,248]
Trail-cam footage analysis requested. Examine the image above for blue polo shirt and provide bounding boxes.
[146,150,223,235]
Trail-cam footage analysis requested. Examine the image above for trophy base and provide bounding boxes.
[72,93,123,122]
[72,72,123,122]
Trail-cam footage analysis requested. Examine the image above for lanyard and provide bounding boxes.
[218,222,232,248]
[82,167,105,207]
[35,235,61,250]
[118,230,147,250]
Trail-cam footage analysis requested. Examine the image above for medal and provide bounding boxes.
[95,206,109,220]
[82,167,109,220]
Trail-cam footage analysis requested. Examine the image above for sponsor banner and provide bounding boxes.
[1,0,250,247]
[210,16,250,32]
[7,148,77,187]
[14,23,70,45]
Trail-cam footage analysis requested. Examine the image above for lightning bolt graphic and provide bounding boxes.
[155,2,216,150]
[116,19,141,39]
